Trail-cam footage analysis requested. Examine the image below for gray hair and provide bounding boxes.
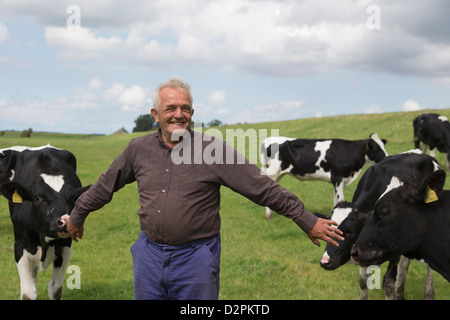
[152,77,193,110]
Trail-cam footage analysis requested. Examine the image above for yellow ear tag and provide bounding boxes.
[424,186,438,204]
[12,189,23,204]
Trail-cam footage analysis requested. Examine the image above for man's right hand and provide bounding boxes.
[307,218,344,247]
[61,215,84,242]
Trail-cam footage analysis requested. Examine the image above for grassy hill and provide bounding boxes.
[1,109,449,300]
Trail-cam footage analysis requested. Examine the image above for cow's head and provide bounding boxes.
[351,169,446,266]
[319,202,369,270]
[365,133,388,163]
[0,176,89,240]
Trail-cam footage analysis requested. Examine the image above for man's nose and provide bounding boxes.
[173,107,184,118]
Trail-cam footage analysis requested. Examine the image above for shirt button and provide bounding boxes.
[157,210,161,214]
[162,189,166,193]
[165,168,170,173]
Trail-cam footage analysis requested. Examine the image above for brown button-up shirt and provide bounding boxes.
[70,129,317,245]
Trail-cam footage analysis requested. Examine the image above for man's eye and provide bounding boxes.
[164,107,176,112]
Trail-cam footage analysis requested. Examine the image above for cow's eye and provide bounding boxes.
[380,207,390,216]
[33,195,45,204]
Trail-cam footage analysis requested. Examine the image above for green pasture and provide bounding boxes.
[1,110,449,300]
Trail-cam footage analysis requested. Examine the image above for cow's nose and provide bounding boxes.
[320,252,331,268]
[350,246,361,265]
[56,218,67,232]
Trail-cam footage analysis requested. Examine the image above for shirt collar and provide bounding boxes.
[156,128,194,150]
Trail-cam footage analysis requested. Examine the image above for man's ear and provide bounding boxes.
[150,108,160,123]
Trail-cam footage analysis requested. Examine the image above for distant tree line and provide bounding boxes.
[132,114,225,132]
[0,128,33,138]
[20,128,33,137]
[132,114,159,132]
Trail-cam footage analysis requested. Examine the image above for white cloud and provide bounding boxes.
[315,111,324,118]
[175,34,214,61]
[1,102,65,128]
[136,40,175,64]
[402,99,423,111]
[365,104,384,114]
[226,99,305,124]
[0,88,98,129]
[89,77,102,90]
[45,26,122,59]
[217,108,229,116]
[0,23,8,43]
[209,90,226,104]
[104,83,148,112]
[2,0,448,78]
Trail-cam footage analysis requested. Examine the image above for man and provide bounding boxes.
[65,77,343,300]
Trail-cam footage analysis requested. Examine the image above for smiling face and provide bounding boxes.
[151,87,194,148]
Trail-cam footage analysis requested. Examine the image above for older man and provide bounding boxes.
[65,77,343,300]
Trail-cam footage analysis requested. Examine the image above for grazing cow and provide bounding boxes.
[320,150,439,299]
[0,145,89,300]
[413,113,450,170]
[260,133,388,219]
[351,169,450,283]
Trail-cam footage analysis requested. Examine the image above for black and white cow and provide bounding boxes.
[0,145,89,300]
[414,113,450,170]
[352,169,450,283]
[260,133,388,219]
[320,150,440,299]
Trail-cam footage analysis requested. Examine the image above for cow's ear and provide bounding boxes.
[70,185,91,204]
[418,169,446,204]
[312,212,331,220]
[0,181,31,203]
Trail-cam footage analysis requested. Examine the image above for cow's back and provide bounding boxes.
[279,139,322,175]
[352,151,439,213]
[414,113,450,151]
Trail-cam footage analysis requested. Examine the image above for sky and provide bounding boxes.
[0,0,449,135]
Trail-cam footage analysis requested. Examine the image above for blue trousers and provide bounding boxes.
[130,231,221,300]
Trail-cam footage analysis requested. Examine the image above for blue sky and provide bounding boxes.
[0,0,449,134]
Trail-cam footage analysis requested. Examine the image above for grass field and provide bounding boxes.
[1,109,450,300]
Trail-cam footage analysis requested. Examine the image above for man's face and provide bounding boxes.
[151,87,194,146]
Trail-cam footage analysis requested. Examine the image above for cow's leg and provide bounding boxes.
[421,144,429,153]
[414,136,420,149]
[429,147,436,158]
[392,255,409,300]
[16,248,41,300]
[359,266,369,300]
[383,257,400,300]
[333,181,345,207]
[47,244,72,300]
[424,266,434,300]
[264,171,282,220]
[446,153,450,171]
